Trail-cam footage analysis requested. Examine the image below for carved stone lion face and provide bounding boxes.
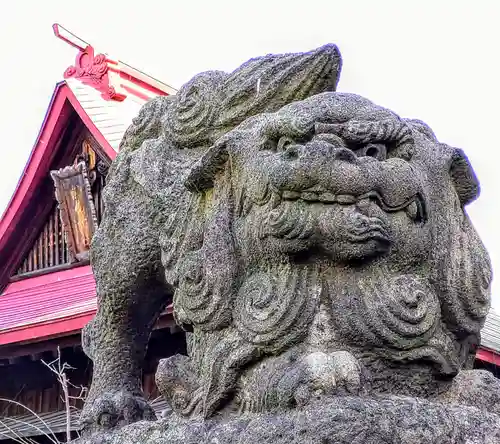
[183,90,491,366]
[188,93,437,267]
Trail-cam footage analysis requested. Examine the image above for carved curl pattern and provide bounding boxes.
[163,72,227,148]
[233,264,320,352]
[173,174,239,331]
[358,273,440,349]
[434,211,491,335]
[329,270,442,360]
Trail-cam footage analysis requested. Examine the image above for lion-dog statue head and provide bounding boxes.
[150,95,491,417]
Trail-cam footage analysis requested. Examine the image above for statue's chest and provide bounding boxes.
[325,272,441,350]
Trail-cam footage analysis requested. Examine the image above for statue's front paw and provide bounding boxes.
[329,350,364,393]
[297,350,364,404]
[80,390,156,434]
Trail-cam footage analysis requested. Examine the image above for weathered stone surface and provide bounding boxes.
[439,370,500,416]
[78,396,500,444]
[80,44,498,443]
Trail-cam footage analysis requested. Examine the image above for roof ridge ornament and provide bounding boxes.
[53,23,126,102]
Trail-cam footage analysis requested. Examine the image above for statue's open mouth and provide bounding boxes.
[275,185,426,223]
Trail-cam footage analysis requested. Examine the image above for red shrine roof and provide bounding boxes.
[0,266,96,346]
[0,25,176,347]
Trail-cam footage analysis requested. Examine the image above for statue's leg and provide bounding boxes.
[81,176,171,432]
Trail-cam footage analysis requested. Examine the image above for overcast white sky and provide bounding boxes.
[0,0,499,305]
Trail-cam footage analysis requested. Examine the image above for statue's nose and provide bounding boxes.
[305,140,358,163]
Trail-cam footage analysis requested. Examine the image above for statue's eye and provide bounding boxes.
[278,136,300,160]
[356,143,387,161]
[261,138,278,151]
[261,136,295,152]
[260,135,305,158]
[355,141,414,161]
[277,136,295,152]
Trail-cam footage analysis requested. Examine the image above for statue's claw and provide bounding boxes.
[299,350,364,400]
[80,390,156,434]
[330,350,363,393]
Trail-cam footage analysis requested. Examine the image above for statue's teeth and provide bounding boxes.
[301,192,319,201]
[269,193,282,209]
[405,200,419,221]
[282,191,301,200]
[318,192,336,203]
[304,185,324,193]
[336,194,356,205]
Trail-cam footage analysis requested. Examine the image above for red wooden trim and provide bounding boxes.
[118,71,169,97]
[155,314,175,330]
[0,266,175,346]
[120,84,151,101]
[117,63,174,96]
[0,313,95,346]
[9,260,90,283]
[0,83,68,251]
[0,309,175,347]
[0,310,176,347]
[476,347,500,366]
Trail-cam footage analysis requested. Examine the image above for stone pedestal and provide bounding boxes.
[79,395,500,444]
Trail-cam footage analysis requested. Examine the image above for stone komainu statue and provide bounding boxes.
[80,45,500,443]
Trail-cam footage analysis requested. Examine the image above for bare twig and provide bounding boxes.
[0,417,34,444]
[41,347,87,442]
[0,348,87,443]
[1,384,26,417]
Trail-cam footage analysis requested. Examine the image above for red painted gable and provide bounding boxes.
[0,29,175,346]
[0,82,117,289]
[0,81,119,346]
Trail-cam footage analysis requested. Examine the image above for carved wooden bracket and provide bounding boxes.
[50,162,98,262]
[63,45,126,102]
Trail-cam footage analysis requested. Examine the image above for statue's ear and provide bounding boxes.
[449,148,480,206]
[184,140,229,192]
[406,119,437,141]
